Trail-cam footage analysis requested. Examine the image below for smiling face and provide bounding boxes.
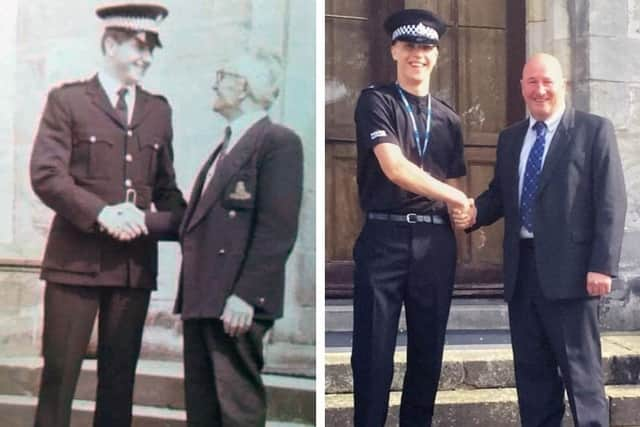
[520,53,566,121]
[104,32,155,85]
[391,41,438,87]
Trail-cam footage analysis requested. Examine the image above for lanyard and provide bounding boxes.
[395,82,432,161]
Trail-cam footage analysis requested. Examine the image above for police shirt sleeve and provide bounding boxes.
[447,118,467,178]
[355,90,399,149]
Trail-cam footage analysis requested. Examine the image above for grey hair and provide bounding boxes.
[223,47,283,109]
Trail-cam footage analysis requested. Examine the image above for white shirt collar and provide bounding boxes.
[528,106,565,134]
[224,110,268,154]
[97,72,137,116]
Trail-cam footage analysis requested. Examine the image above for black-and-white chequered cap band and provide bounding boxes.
[392,22,439,42]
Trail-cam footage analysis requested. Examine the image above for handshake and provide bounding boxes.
[97,202,148,241]
[447,197,477,230]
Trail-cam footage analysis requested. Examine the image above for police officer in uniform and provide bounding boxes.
[29,3,185,426]
[351,9,472,427]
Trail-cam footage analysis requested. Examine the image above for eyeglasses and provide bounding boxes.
[215,70,245,85]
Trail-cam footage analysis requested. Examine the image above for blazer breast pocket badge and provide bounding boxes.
[224,177,255,209]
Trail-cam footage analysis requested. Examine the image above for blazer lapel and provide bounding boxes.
[86,75,125,128]
[537,108,575,194]
[179,144,223,237]
[185,117,269,233]
[506,120,529,211]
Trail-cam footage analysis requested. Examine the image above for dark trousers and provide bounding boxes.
[351,219,457,427]
[509,240,608,427]
[34,282,151,427]
[183,318,273,427]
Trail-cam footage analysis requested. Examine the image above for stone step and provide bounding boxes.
[0,394,313,427]
[326,334,640,394]
[0,358,315,425]
[325,298,509,333]
[325,385,640,427]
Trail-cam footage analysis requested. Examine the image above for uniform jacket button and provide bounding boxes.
[218,248,226,255]
[125,179,132,187]
[125,154,133,162]
[153,143,160,150]
[90,136,96,143]
[228,210,237,218]
[258,297,265,305]
[127,130,133,137]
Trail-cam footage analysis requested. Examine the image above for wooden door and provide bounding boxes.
[325,0,526,298]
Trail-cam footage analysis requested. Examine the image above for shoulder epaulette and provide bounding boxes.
[55,79,88,90]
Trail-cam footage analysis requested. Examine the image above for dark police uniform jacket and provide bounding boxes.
[30,74,186,289]
[175,117,303,320]
[355,83,467,213]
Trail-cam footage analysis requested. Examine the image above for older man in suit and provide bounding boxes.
[29,4,186,427]
[453,53,626,426]
[175,48,303,426]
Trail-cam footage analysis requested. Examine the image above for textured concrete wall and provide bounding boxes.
[527,0,640,330]
[0,0,315,375]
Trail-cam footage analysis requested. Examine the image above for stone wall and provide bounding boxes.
[0,0,315,376]
[527,0,640,329]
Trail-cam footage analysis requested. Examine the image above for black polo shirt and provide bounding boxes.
[355,83,466,215]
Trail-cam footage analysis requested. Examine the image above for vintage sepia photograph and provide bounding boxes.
[0,1,315,426]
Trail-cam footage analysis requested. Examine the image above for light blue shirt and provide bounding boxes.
[518,106,565,238]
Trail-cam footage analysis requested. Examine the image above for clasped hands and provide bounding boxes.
[447,195,477,230]
[97,202,148,241]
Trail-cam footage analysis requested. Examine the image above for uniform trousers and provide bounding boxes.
[351,219,457,427]
[34,282,151,427]
[509,240,608,427]
[182,318,273,427]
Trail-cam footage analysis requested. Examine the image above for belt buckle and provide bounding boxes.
[406,213,418,224]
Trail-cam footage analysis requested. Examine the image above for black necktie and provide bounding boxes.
[116,87,128,126]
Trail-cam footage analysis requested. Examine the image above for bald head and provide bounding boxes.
[520,53,566,121]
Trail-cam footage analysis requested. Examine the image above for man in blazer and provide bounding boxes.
[453,53,626,426]
[175,48,303,426]
[29,4,185,426]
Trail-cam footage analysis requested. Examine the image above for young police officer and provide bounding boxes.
[30,4,185,426]
[351,9,472,427]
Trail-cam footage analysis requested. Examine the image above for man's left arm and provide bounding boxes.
[587,117,627,295]
[222,130,304,336]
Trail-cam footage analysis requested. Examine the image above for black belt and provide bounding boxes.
[367,212,447,225]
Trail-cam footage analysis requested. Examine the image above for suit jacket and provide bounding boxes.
[471,108,626,301]
[175,117,303,320]
[30,75,186,289]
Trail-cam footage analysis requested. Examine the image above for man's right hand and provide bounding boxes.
[97,203,148,241]
[450,198,477,229]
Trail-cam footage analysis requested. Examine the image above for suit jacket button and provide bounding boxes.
[127,130,133,137]
[218,249,226,255]
[228,210,236,218]
[125,179,132,187]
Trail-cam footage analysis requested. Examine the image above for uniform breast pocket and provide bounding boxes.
[136,136,162,183]
[72,131,116,180]
[222,171,257,210]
